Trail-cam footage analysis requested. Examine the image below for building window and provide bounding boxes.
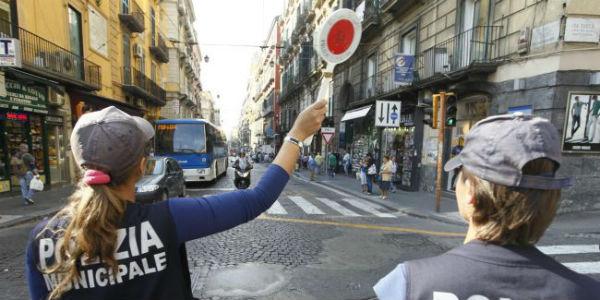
[401,28,417,55]
[365,54,376,98]
[121,0,129,14]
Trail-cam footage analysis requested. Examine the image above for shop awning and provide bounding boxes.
[69,90,145,117]
[341,105,372,122]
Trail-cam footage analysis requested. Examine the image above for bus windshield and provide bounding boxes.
[156,123,206,154]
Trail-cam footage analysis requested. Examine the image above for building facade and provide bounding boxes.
[328,0,600,210]
[160,0,202,119]
[0,0,193,194]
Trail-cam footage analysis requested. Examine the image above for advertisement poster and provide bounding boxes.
[393,54,415,85]
[563,93,600,153]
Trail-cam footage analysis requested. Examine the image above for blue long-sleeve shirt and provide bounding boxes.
[26,164,289,300]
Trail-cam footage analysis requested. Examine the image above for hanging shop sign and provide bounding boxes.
[375,100,402,127]
[0,79,48,114]
[393,54,415,85]
[0,38,22,68]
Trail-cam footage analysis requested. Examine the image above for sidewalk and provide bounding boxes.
[0,185,73,229]
[293,168,467,226]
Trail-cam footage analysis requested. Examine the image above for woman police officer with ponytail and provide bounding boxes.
[25,100,327,300]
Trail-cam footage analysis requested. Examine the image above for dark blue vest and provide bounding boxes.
[406,240,600,300]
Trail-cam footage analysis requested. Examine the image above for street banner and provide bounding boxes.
[562,92,600,153]
[321,127,335,144]
[375,100,402,127]
[393,54,414,85]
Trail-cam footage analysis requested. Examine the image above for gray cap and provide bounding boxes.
[70,106,154,180]
[444,113,573,190]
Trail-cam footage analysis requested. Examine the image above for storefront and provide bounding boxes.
[69,90,144,124]
[380,110,422,191]
[45,115,68,185]
[0,77,50,193]
[340,105,378,165]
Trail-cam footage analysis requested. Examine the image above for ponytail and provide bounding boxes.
[39,162,141,299]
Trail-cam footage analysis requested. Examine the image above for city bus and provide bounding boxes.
[155,119,228,182]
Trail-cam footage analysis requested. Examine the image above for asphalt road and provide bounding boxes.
[1,163,599,300]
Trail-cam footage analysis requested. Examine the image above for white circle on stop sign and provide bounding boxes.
[313,8,362,65]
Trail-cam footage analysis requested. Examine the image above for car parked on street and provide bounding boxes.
[135,156,186,203]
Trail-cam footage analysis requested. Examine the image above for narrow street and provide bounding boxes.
[1,163,599,300]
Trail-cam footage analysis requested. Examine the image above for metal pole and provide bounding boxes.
[435,92,447,213]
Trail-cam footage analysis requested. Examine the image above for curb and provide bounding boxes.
[292,172,467,226]
[0,208,60,230]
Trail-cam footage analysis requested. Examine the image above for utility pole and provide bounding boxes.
[435,92,447,213]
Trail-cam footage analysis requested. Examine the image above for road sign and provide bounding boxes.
[321,127,335,144]
[375,100,402,127]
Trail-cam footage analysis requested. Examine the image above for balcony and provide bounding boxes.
[122,67,166,106]
[363,0,380,38]
[119,1,145,33]
[149,33,169,63]
[416,26,506,83]
[0,19,101,90]
[379,0,420,15]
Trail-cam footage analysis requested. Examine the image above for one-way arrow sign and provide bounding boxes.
[375,100,402,127]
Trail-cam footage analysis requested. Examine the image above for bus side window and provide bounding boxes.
[205,125,215,153]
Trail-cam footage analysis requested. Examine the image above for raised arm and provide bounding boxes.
[168,100,327,243]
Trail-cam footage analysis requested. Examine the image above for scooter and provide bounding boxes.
[234,165,252,189]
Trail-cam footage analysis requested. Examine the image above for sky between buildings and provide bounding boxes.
[195,0,284,137]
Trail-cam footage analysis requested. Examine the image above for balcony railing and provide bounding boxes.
[379,0,419,14]
[363,0,380,36]
[0,19,101,90]
[150,32,169,63]
[122,67,166,105]
[119,1,145,33]
[417,26,505,81]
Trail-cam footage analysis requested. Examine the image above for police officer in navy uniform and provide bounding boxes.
[25,100,327,300]
[374,113,600,300]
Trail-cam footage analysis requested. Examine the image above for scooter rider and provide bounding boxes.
[234,152,253,171]
[25,99,327,300]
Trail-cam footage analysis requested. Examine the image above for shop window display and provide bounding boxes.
[382,127,417,190]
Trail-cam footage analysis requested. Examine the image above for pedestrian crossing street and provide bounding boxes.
[537,244,600,275]
[266,195,402,218]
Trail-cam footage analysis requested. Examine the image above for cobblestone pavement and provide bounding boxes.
[1,163,598,299]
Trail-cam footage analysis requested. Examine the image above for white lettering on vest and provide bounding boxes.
[95,267,108,287]
[116,264,127,283]
[128,260,145,280]
[155,252,167,272]
[141,257,157,274]
[140,221,164,254]
[114,228,128,260]
[433,292,512,300]
[129,226,140,256]
[39,238,54,270]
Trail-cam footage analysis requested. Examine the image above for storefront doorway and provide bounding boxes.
[46,116,68,184]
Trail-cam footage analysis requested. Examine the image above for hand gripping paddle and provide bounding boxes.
[303,8,362,146]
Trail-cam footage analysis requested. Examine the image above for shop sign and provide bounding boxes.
[565,17,600,43]
[0,79,48,114]
[45,115,63,124]
[399,113,414,126]
[531,21,560,50]
[375,100,402,127]
[393,54,415,85]
[562,92,600,153]
[0,38,22,67]
[321,127,335,144]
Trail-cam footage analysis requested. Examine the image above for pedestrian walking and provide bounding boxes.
[302,154,309,169]
[343,151,351,176]
[328,152,337,179]
[308,153,317,181]
[366,154,377,194]
[379,155,392,200]
[11,144,37,205]
[315,152,323,175]
[390,157,398,193]
[25,99,327,300]
[360,157,368,193]
[373,114,600,300]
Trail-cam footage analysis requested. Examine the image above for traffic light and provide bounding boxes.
[423,94,440,129]
[446,95,457,127]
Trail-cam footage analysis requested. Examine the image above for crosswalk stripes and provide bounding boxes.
[538,244,600,274]
[315,197,361,217]
[265,195,397,218]
[266,200,287,215]
[288,196,326,214]
[342,198,396,218]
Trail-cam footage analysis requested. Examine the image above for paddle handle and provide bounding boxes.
[303,64,335,146]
